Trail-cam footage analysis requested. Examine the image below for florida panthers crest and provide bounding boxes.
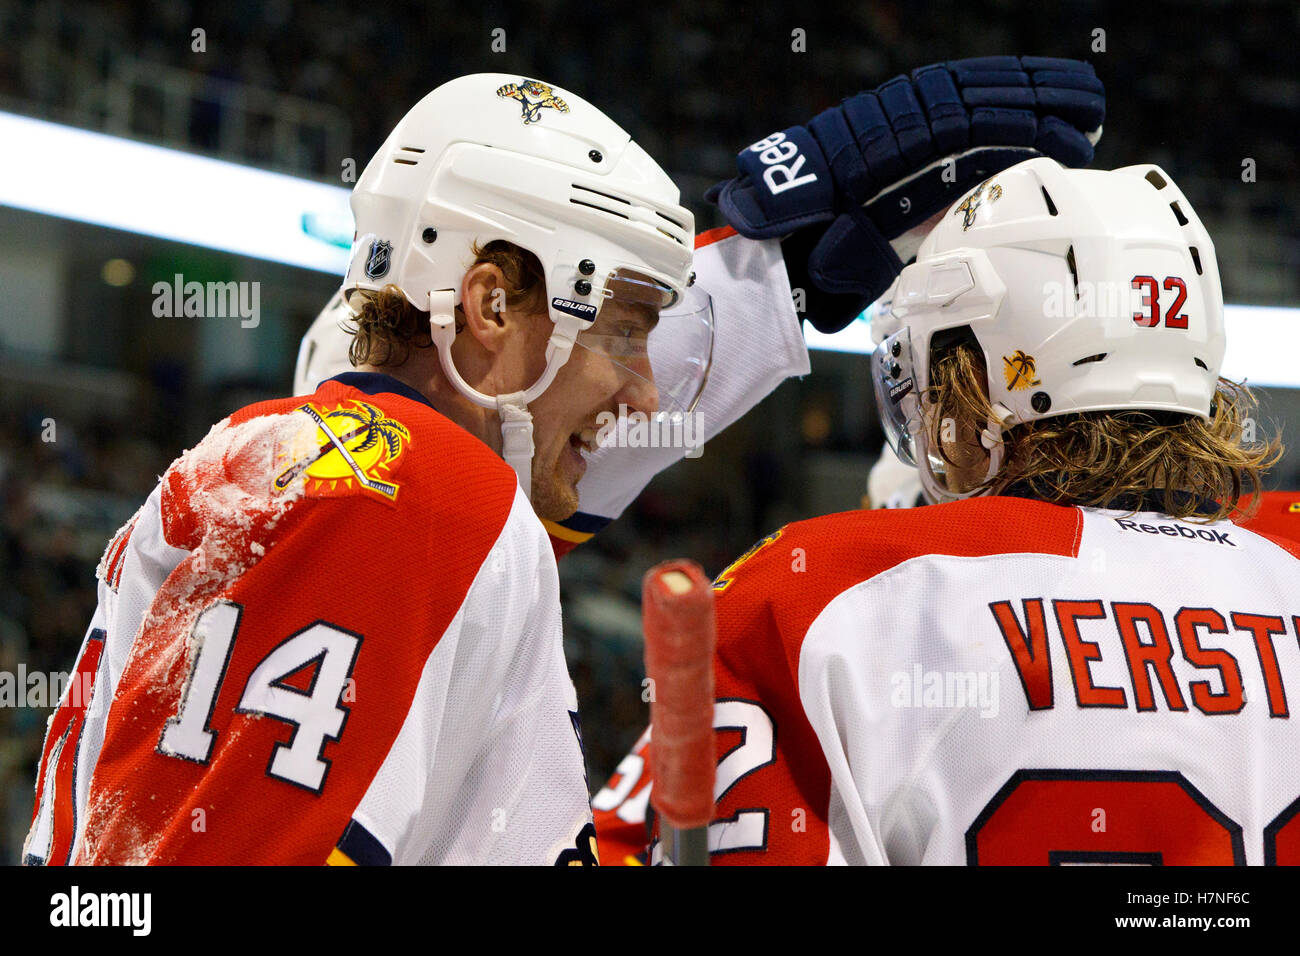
[955,179,1003,230]
[275,400,412,503]
[496,79,570,125]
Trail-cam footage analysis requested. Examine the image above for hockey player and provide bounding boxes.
[597,157,1300,865]
[27,60,1106,865]
[24,74,704,865]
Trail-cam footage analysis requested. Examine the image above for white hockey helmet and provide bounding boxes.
[294,290,352,397]
[341,74,711,497]
[872,156,1224,502]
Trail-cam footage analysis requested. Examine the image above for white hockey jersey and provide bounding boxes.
[596,493,1300,865]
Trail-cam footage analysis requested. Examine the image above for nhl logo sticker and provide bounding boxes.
[955,179,1003,230]
[364,239,393,280]
[1002,350,1041,391]
[496,79,570,125]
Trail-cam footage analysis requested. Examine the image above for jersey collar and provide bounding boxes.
[326,371,436,411]
[998,478,1220,517]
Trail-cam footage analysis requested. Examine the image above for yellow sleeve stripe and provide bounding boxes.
[542,518,595,545]
[326,847,358,866]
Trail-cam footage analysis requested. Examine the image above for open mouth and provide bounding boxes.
[568,426,600,456]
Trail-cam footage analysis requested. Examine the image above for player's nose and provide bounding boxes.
[616,366,659,417]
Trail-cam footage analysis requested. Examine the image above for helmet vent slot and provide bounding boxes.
[399,146,426,153]
[1145,170,1168,189]
[393,158,419,166]
[657,209,688,230]
[570,198,630,220]
[1190,246,1204,275]
[1066,245,1080,300]
[1040,186,1058,216]
[569,186,687,247]
[1170,201,1189,226]
[1194,357,1209,370]
[1073,353,1107,367]
[572,183,632,207]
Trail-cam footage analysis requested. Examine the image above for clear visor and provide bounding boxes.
[569,269,714,415]
[872,326,923,466]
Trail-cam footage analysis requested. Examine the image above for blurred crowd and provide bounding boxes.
[2,0,1298,240]
[0,409,169,862]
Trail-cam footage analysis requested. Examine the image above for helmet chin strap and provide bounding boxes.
[425,290,581,501]
[495,398,535,500]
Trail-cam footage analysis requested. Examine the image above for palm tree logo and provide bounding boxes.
[276,401,412,501]
[1002,350,1041,391]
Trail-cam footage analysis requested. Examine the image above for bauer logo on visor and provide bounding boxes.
[552,297,599,320]
[889,378,914,402]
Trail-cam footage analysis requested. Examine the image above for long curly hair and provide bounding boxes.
[925,342,1284,522]
[346,240,546,368]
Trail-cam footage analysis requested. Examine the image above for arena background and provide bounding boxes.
[0,0,1297,863]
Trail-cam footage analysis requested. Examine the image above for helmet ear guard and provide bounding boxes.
[875,157,1225,503]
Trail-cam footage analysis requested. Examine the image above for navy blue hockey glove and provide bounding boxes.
[707,56,1105,333]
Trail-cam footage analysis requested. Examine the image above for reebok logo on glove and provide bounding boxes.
[748,132,819,195]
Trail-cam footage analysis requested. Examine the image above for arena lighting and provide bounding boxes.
[0,110,352,273]
[807,303,1300,389]
[1,111,1295,386]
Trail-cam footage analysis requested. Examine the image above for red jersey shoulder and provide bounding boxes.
[713,498,1082,621]
[232,378,516,506]
[162,378,521,554]
[1237,490,1300,551]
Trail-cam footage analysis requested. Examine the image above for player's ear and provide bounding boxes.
[459,262,513,352]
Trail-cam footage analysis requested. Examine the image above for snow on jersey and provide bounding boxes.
[25,372,596,866]
[596,496,1300,865]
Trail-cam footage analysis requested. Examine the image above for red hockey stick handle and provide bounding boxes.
[642,559,716,830]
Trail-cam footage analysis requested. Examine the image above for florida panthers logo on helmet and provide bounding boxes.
[954,179,1004,230]
[496,79,570,125]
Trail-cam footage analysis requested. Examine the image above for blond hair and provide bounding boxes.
[926,343,1283,522]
